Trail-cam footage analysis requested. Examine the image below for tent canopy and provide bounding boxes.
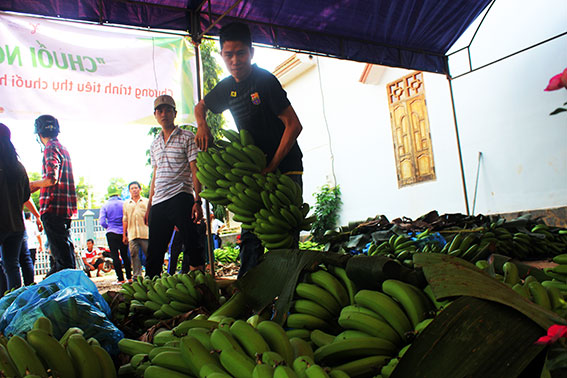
[0,0,492,74]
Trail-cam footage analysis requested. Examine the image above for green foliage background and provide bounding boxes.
[311,185,342,242]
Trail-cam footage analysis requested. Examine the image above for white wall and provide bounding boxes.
[283,0,567,224]
[287,58,465,223]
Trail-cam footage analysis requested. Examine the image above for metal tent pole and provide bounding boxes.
[447,73,471,215]
[191,11,215,277]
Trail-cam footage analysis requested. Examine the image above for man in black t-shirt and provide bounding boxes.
[195,22,304,278]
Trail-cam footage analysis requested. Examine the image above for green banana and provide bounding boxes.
[154,330,179,346]
[553,254,567,265]
[229,319,270,358]
[91,344,118,378]
[327,265,357,305]
[219,347,256,378]
[296,283,340,315]
[381,279,429,329]
[313,337,397,365]
[503,262,520,286]
[305,365,329,378]
[289,337,314,360]
[309,329,335,348]
[286,329,311,340]
[66,334,102,378]
[354,289,412,339]
[32,316,53,335]
[308,270,349,308]
[7,335,48,378]
[210,328,246,355]
[180,335,220,377]
[118,338,155,356]
[208,291,247,322]
[287,313,330,330]
[273,365,299,378]
[143,365,193,378]
[332,355,390,377]
[173,319,218,337]
[338,311,401,346]
[293,299,333,320]
[186,327,213,351]
[26,329,75,378]
[253,363,275,378]
[340,304,385,321]
[59,327,84,348]
[528,281,552,310]
[261,350,286,367]
[333,330,377,342]
[257,320,295,365]
[0,343,20,378]
[151,350,192,375]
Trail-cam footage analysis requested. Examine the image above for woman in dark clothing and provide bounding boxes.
[0,123,30,291]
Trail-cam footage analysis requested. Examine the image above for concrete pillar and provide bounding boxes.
[84,210,95,241]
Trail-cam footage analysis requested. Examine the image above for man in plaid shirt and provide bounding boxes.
[30,115,77,275]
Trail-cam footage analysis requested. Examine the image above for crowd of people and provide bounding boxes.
[0,21,304,292]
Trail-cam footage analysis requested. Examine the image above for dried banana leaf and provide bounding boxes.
[391,296,545,378]
[414,253,566,329]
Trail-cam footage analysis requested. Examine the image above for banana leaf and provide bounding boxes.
[235,249,348,324]
[413,253,566,329]
[391,296,546,378]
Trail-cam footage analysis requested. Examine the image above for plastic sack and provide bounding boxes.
[0,269,122,354]
[410,231,447,250]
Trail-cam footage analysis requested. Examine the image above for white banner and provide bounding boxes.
[0,12,197,125]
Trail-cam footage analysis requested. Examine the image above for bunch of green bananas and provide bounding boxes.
[285,274,436,377]
[474,260,567,317]
[117,271,219,326]
[299,240,325,251]
[369,234,418,267]
[117,315,353,378]
[0,316,115,378]
[543,253,567,294]
[196,129,315,250]
[214,246,241,264]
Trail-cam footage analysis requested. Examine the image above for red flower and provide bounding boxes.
[545,68,567,91]
[536,324,567,344]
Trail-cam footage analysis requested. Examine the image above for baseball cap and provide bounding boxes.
[0,123,10,139]
[154,95,176,110]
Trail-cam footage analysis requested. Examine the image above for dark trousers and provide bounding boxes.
[168,230,189,275]
[0,231,24,291]
[41,213,75,274]
[238,174,303,279]
[106,232,131,282]
[146,192,204,278]
[18,234,34,285]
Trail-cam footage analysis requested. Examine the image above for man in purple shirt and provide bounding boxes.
[100,191,132,283]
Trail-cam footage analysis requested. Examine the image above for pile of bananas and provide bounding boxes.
[196,129,314,250]
[543,253,567,293]
[117,316,354,378]
[369,221,567,266]
[475,260,567,318]
[0,316,115,378]
[115,271,219,327]
[214,245,241,265]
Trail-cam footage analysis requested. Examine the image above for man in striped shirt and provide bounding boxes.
[144,95,204,277]
[30,115,77,275]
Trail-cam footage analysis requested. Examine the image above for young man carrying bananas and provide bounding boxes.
[195,22,304,278]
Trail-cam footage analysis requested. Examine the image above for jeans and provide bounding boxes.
[41,213,75,274]
[106,232,131,282]
[237,174,303,279]
[18,233,35,285]
[0,231,24,291]
[129,238,148,277]
[146,193,205,278]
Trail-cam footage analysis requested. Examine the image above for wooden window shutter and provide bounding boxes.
[387,72,436,188]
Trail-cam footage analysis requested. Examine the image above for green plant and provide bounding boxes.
[311,185,342,242]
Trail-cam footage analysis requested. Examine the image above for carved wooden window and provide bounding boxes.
[387,72,436,187]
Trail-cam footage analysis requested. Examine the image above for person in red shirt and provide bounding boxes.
[81,238,106,277]
[29,115,77,276]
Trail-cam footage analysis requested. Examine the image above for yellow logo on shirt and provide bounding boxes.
[230,91,237,97]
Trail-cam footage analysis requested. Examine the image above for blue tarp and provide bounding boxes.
[0,0,491,74]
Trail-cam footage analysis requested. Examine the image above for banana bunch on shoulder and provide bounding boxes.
[196,128,314,250]
[116,271,219,325]
[0,316,115,378]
